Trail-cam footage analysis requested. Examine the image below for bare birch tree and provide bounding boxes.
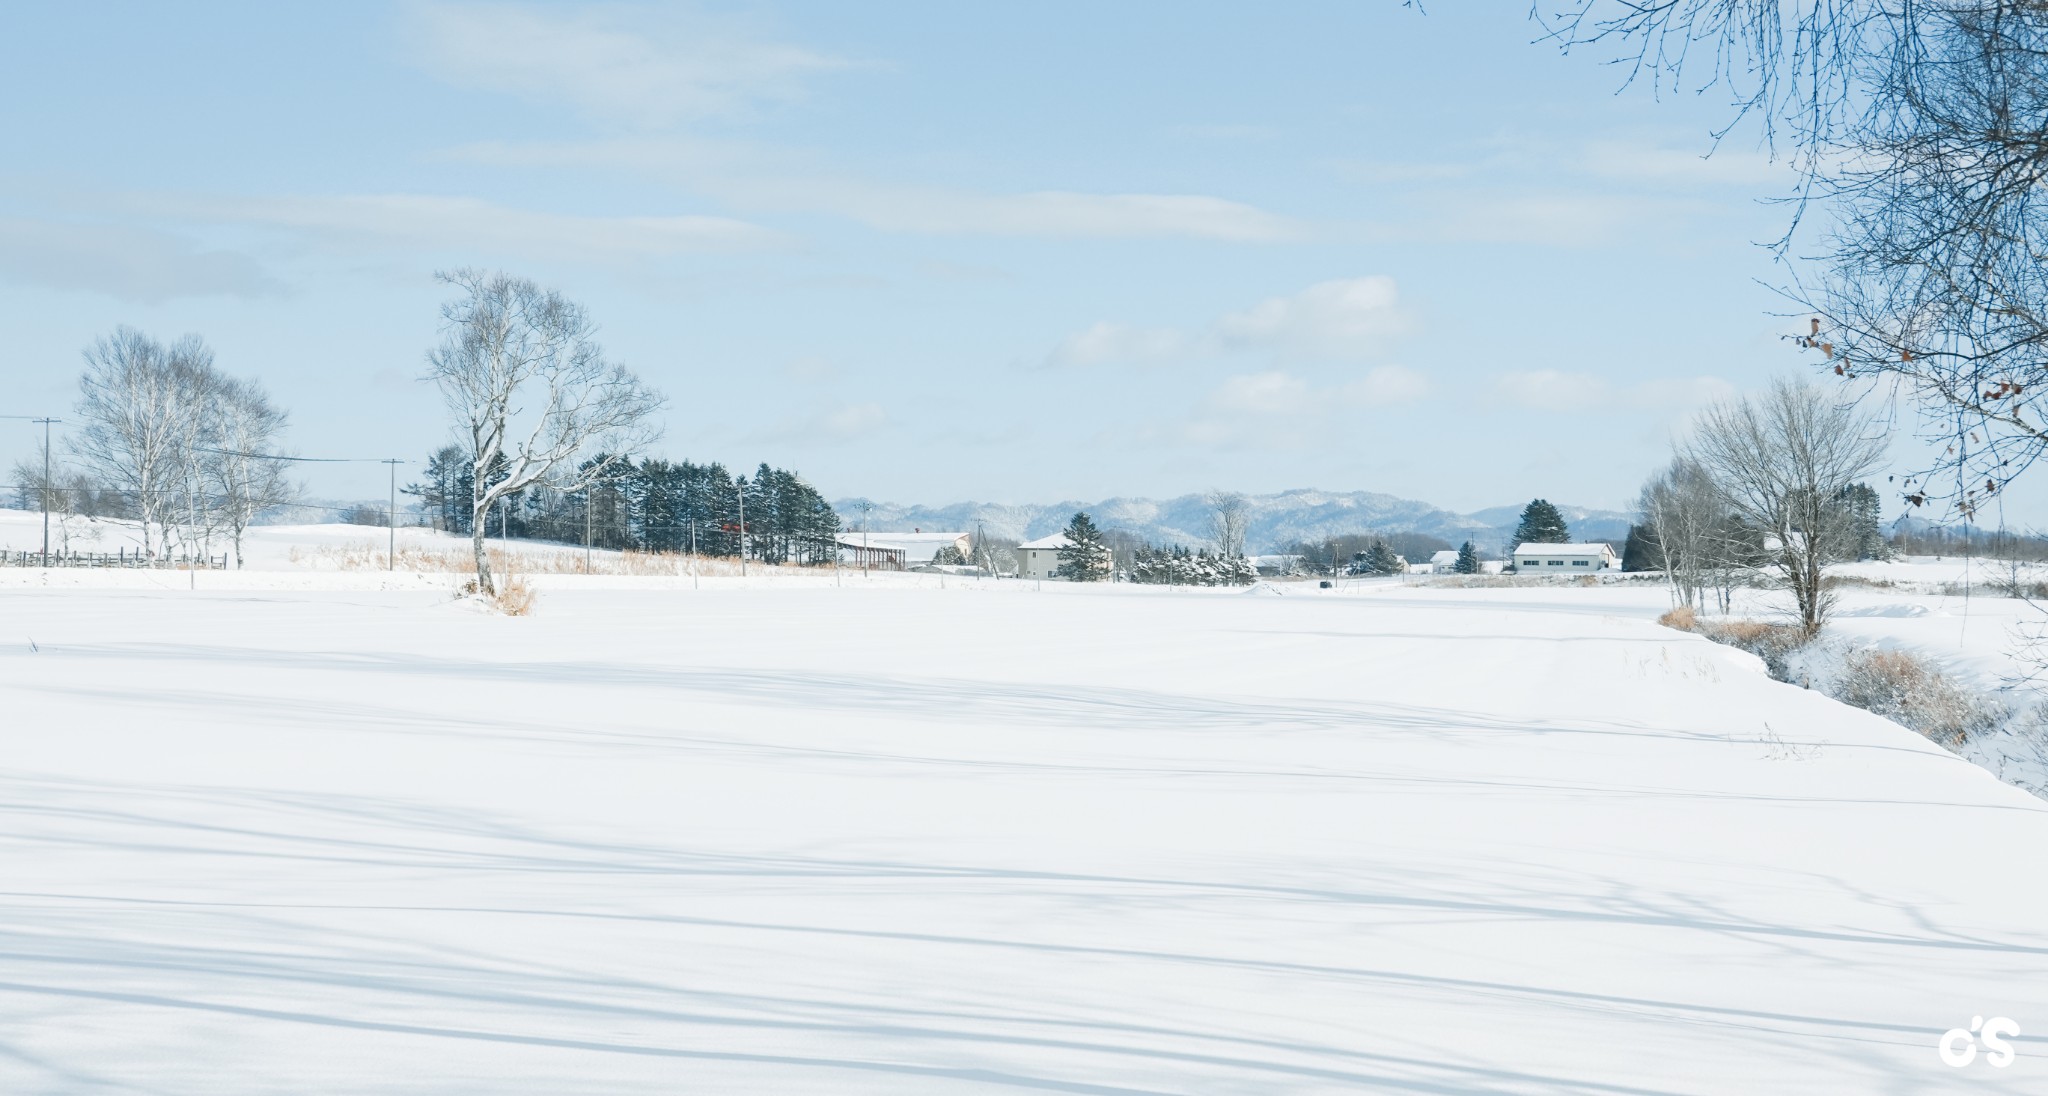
[1684,378,1888,633]
[71,328,213,558]
[1638,457,1751,614]
[427,269,664,594]
[1205,489,1250,559]
[205,378,297,567]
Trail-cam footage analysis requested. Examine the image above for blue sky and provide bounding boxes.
[0,1,1989,521]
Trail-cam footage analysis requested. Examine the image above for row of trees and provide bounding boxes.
[1128,545,1259,586]
[1634,379,1889,630]
[405,446,841,564]
[13,327,297,566]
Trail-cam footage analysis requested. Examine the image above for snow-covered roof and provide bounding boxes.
[1019,533,1073,550]
[1429,550,1460,565]
[850,531,970,560]
[1512,543,1613,556]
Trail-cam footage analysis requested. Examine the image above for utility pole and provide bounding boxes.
[383,458,401,571]
[584,484,593,574]
[3,415,60,566]
[736,476,748,578]
[35,417,58,567]
[861,500,871,576]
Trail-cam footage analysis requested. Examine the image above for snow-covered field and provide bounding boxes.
[4,528,2048,1093]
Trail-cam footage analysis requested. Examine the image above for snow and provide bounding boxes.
[2,527,2047,1091]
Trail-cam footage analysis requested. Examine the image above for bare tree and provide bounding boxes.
[1205,489,1251,559]
[205,377,298,567]
[1684,378,1888,632]
[1540,4,2048,516]
[427,269,665,594]
[71,328,216,558]
[1638,457,1751,614]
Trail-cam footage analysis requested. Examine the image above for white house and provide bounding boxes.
[1018,533,1072,579]
[1429,549,1461,571]
[1512,542,1618,572]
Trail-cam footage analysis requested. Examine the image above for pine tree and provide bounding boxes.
[1055,512,1111,582]
[1512,499,1570,546]
[402,445,469,533]
[1454,540,1480,574]
[1620,523,1660,572]
[1837,482,1889,561]
[1364,538,1405,575]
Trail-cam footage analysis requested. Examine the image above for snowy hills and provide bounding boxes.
[836,488,1633,552]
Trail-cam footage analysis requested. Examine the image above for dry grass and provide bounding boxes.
[491,575,536,616]
[1834,648,1999,748]
[1658,606,1697,631]
[1826,575,1898,590]
[1685,618,1811,676]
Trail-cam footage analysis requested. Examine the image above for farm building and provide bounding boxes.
[1512,543,1618,572]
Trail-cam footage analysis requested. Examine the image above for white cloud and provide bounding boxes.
[755,400,887,445]
[1208,371,1312,415]
[159,193,777,261]
[404,2,848,128]
[1579,141,1785,187]
[0,218,280,303]
[1049,276,1410,371]
[1177,366,1431,446]
[1217,276,1406,355]
[1207,366,1429,415]
[1491,370,1734,413]
[818,401,887,440]
[1045,322,1192,368]
[447,138,1307,242]
[1340,365,1430,406]
[858,190,1301,242]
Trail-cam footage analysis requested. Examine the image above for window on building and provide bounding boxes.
[1572,560,1589,566]
[1547,560,1563,566]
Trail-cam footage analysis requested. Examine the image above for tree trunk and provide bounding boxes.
[471,512,494,595]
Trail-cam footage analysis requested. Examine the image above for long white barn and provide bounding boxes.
[1512,542,1618,572]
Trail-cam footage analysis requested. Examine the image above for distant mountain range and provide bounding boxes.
[834,489,1633,554]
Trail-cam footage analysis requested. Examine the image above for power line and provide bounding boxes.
[191,447,403,465]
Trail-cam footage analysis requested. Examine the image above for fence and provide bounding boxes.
[2,549,228,569]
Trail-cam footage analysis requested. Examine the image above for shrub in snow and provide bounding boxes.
[1828,649,2000,749]
[1694,619,1811,678]
[459,573,537,616]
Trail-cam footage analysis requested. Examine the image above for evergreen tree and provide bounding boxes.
[1454,540,1480,575]
[1512,498,1571,546]
[1620,523,1661,572]
[1055,512,1111,582]
[1363,538,1405,575]
[402,445,469,533]
[1837,482,1889,561]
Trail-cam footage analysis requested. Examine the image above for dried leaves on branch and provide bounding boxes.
[1542,2,2048,516]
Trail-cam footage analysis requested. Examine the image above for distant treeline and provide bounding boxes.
[405,447,841,564]
[1888,524,2048,561]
